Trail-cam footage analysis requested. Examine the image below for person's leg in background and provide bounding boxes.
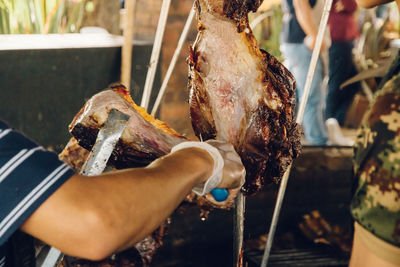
[281,43,328,145]
[326,40,360,125]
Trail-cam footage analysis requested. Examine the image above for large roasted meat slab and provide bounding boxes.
[188,0,301,195]
[63,84,236,211]
[61,85,177,266]
[69,84,187,169]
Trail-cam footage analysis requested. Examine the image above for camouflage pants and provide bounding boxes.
[351,63,400,247]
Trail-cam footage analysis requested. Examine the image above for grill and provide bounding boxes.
[245,247,350,267]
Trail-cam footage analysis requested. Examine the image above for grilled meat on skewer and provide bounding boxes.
[188,0,301,195]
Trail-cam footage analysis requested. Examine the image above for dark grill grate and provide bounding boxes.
[245,248,349,267]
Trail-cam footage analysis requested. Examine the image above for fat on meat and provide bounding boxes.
[69,84,187,169]
[64,84,236,211]
[188,0,302,195]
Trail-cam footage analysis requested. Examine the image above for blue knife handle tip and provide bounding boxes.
[211,188,228,202]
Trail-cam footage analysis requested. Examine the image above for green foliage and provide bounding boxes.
[348,6,399,96]
[251,5,283,60]
[0,0,87,34]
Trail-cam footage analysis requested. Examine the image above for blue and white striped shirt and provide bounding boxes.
[0,120,75,266]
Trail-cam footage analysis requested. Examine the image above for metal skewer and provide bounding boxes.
[141,0,172,111]
[233,192,245,267]
[249,10,273,30]
[151,5,196,116]
[260,0,333,265]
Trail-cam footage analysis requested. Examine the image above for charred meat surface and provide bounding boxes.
[69,84,187,169]
[189,0,301,194]
[59,137,89,170]
[63,84,234,211]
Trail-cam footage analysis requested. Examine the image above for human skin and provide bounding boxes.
[293,0,327,50]
[349,230,400,267]
[20,147,243,261]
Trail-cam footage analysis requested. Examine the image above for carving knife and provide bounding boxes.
[81,109,130,176]
[39,108,130,267]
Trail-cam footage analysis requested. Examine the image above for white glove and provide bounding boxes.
[171,141,224,195]
[171,140,245,196]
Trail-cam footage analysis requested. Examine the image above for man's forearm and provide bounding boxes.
[21,148,213,260]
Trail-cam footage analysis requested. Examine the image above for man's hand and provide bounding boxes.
[205,140,245,189]
[206,188,241,207]
[202,140,245,206]
[171,140,245,207]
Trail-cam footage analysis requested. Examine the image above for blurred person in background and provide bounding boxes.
[376,2,390,18]
[324,0,360,146]
[325,0,360,124]
[280,0,329,146]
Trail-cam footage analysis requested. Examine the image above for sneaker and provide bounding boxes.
[325,118,354,146]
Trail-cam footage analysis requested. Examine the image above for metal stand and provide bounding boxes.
[141,0,171,111]
[151,5,196,116]
[233,192,245,267]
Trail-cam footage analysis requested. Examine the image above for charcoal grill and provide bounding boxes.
[246,247,349,267]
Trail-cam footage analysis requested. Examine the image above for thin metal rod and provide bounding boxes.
[260,166,292,267]
[233,192,245,267]
[260,0,333,265]
[233,193,245,267]
[249,10,273,29]
[151,5,196,117]
[39,247,63,267]
[141,0,172,111]
[294,1,333,126]
[121,0,137,89]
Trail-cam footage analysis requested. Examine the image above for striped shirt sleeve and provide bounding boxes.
[0,121,75,246]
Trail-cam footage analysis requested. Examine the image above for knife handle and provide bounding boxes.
[211,188,228,202]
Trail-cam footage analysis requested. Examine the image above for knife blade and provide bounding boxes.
[39,109,130,267]
[81,109,130,176]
